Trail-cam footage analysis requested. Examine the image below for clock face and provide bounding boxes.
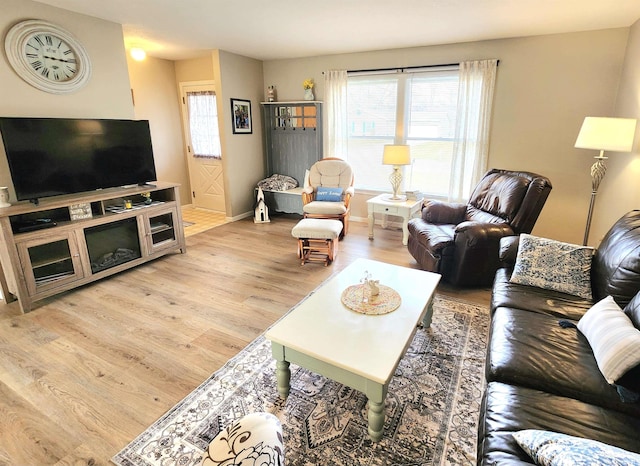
[25,33,79,83]
[5,20,91,94]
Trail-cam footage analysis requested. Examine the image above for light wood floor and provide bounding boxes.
[0,214,490,465]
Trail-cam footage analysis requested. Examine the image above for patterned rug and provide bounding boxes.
[112,295,489,466]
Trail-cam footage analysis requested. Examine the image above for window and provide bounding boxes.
[346,69,459,196]
[186,90,221,158]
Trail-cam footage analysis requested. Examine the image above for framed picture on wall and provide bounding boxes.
[231,98,252,134]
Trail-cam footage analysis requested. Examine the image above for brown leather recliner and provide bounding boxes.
[407,168,552,287]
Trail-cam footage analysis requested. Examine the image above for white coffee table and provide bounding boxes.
[265,258,441,441]
[367,194,424,245]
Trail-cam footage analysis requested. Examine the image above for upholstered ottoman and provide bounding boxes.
[291,218,343,266]
[201,412,284,466]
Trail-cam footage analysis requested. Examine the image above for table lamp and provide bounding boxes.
[574,116,637,245]
[382,144,411,201]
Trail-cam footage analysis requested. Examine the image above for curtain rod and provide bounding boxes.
[322,60,499,75]
[348,63,459,73]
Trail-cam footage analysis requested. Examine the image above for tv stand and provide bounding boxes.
[0,182,186,313]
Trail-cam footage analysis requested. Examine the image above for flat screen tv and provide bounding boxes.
[0,117,158,203]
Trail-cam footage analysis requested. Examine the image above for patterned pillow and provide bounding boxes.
[316,187,343,202]
[512,429,640,466]
[577,295,640,385]
[510,234,593,300]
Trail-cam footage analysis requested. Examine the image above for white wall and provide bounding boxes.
[127,55,191,204]
[597,19,640,244]
[214,50,265,218]
[263,29,629,244]
[0,0,134,200]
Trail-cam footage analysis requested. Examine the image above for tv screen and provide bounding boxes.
[0,117,158,202]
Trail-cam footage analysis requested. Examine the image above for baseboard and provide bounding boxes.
[229,211,254,222]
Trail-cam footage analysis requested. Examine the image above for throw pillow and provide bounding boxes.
[510,234,593,300]
[512,429,640,466]
[316,187,343,202]
[577,295,640,385]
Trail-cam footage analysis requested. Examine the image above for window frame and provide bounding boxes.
[345,67,460,197]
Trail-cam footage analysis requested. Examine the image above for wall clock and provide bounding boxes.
[4,19,91,94]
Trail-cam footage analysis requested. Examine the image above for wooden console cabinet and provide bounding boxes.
[0,182,186,313]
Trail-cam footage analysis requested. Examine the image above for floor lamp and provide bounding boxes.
[574,117,637,246]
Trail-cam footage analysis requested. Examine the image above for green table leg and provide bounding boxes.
[420,294,436,328]
[367,399,385,441]
[276,360,291,398]
[271,343,291,398]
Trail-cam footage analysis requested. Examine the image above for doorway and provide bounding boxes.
[179,81,226,212]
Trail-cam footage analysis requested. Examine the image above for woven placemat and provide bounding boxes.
[341,284,401,315]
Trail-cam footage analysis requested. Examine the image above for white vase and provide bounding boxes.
[0,187,10,208]
[304,88,314,101]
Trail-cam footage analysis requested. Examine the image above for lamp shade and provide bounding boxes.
[575,117,637,152]
[382,144,411,165]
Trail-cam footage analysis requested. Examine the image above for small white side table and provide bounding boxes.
[367,194,424,245]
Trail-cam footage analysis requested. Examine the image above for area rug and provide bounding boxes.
[112,295,490,466]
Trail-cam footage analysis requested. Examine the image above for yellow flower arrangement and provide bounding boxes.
[303,78,314,90]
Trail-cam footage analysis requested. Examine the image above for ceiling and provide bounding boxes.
[34,0,640,61]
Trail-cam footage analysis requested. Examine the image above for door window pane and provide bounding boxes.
[187,91,221,158]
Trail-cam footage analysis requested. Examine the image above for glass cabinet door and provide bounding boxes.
[16,233,84,296]
[145,206,179,254]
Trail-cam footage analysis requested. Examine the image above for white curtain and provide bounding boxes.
[187,91,222,158]
[323,70,348,159]
[449,59,498,202]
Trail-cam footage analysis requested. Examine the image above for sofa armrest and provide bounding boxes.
[454,221,514,237]
[422,200,467,224]
[449,222,515,286]
[499,235,520,267]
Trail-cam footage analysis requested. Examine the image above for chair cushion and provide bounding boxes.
[477,382,640,465]
[491,268,593,320]
[487,306,639,415]
[468,170,530,223]
[407,219,455,252]
[303,200,347,215]
[308,159,353,191]
[291,218,343,240]
[510,234,594,300]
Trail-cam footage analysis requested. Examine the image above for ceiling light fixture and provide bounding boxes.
[130,47,147,61]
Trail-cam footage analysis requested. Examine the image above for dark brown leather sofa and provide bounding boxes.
[477,210,640,465]
[407,169,552,287]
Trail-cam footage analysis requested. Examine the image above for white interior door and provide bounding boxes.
[180,81,226,212]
